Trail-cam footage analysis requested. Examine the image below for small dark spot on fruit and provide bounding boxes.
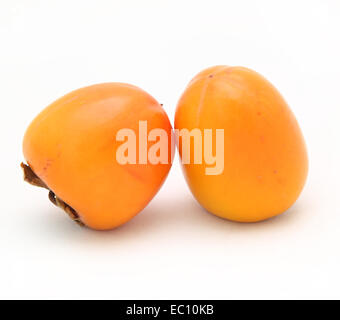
[273,170,277,174]
[209,74,213,78]
[160,104,163,107]
[277,178,283,185]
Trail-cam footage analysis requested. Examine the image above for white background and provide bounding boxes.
[1,0,340,299]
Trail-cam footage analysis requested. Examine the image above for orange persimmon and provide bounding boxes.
[22,83,173,230]
[175,66,308,222]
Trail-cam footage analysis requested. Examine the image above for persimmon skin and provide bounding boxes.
[23,83,173,230]
[175,66,308,222]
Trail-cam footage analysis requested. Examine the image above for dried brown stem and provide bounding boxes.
[21,163,84,227]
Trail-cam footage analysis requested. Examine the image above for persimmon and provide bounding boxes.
[175,66,308,222]
[22,83,173,230]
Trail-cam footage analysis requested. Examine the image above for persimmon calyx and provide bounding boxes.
[20,163,84,227]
